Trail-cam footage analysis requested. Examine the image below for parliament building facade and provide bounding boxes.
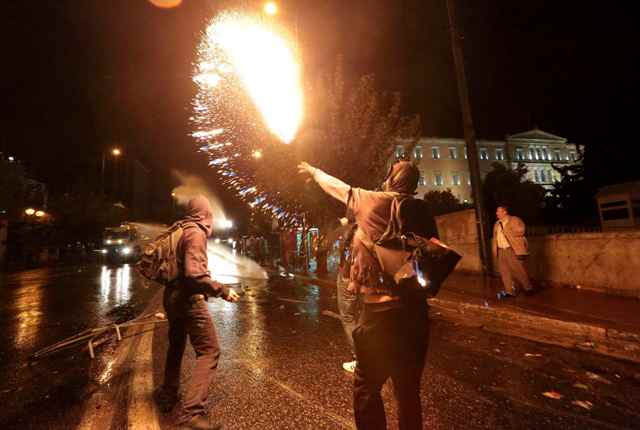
[395,128,582,202]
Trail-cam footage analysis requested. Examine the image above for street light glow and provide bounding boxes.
[35,210,45,217]
[112,148,122,156]
[264,1,278,16]
[252,149,262,159]
[25,208,35,216]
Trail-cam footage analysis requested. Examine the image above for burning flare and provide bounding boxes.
[203,13,303,143]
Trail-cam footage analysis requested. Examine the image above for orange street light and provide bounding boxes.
[252,149,263,159]
[25,208,36,216]
[112,148,122,156]
[35,210,45,217]
[263,1,278,16]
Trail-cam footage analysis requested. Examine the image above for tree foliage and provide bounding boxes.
[0,158,47,218]
[423,189,469,216]
[545,152,599,225]
[482,162,546,224]
[253,59,421,229]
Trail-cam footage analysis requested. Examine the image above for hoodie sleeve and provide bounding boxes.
[181,227,229,298]
[311,168,351,204]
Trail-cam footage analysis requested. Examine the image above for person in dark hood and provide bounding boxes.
[298,160,429,430]
[156,195,239,430]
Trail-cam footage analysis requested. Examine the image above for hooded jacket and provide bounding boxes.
[182,195,214,237]
[309,162,420,303]
[175,195,228,298]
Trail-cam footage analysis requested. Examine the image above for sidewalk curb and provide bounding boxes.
[429,297,640,364]
[292,272,640,364]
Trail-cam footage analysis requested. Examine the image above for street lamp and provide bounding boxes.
[263,1,278,16]
[25,208,36,216]
[35,210,45,218]
[101,147,123,196]
[252,149,263,159]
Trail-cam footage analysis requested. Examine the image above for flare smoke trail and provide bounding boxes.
[207,242,268,284]
[171,170,226,221]
[129,222,267,283]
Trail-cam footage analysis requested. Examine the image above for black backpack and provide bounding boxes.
[371,197,461,297]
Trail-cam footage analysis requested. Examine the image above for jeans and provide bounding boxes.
[336,273,360,356]
[353,301,429,430]
[163,287,221,423]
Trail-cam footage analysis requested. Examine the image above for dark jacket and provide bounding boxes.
[175,196,228,298]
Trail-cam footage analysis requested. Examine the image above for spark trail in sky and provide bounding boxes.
[192,11,304,226]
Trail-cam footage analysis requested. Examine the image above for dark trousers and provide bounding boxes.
[163,287,221,423]
[337,273,360,356]
[353,301,429,430]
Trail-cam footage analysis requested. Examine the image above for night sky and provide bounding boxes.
[3,1,639,208]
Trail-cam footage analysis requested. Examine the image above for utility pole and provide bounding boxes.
[446,0,491,272]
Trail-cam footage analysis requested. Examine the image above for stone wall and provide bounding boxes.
[435,209,482,273]
[436,210,640,297]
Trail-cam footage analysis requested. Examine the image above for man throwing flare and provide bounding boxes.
[156,195,240,430]
[298,160,430,430]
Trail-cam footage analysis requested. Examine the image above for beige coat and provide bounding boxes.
[492,215,529,257]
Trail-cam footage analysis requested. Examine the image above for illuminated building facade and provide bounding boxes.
[395,128,582,202]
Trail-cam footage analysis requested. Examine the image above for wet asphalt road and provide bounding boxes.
[1,265,640,429]
[0,263,157,428]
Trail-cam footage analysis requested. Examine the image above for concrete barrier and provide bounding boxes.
[436,210,640,298]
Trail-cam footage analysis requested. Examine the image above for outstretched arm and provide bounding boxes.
[298,162,351,204]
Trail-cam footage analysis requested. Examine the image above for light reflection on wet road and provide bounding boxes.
[0,263,156,427]
[1,264,639,429]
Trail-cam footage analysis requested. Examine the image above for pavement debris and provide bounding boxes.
[278,298,307,304]
[542,391,563,400]
[578,341,596,349]
[572,400,594,410]
[586,371,612,385]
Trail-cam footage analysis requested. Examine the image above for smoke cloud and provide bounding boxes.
[171,170,226,221]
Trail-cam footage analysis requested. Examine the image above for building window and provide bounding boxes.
[479,148,489,160]
[395,146,405,159]
[515,147,525,161]
[418,174,426,186]
[431,147,441,160]
[452,173,461,186]
[449,147,458,159]
[540,170,547,183]
[464,147,468,159]
[547,169,554,183]
[541,147,549,161]
[414,146,423,160]
[496,148,505,161]
[569,151,576,161]
[554,150,561,161]
[467,175,471,185]
[434,173,444,186]
[534,169,540,183]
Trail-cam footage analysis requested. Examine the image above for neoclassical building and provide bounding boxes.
[395,128,581,202]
